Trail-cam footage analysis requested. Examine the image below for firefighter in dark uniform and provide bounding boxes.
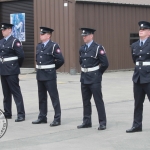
[126,21,150,133]
[0,23,25,122]
[77,28,109,130]
[32,27,64,126]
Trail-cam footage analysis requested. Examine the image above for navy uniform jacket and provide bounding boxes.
[131,37,150,84]
[36,40,64,81]
[0,35,24,75]
[79,41,109,84]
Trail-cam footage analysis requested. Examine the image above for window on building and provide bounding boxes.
[130,33,139,45]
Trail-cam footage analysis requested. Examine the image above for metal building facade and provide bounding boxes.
[34,0,150,72]
[1,0,150,72]
[75,2,150,70]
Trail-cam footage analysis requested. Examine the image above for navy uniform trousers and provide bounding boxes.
[133,79,150,128]
[1,75,25,117]
[81,82,106,125]
[37,79,61,122]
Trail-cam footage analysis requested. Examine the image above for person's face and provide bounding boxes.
[139,28,150,38]
[1,28,12,38]
[82,34,93,43]
[40,33,51,42]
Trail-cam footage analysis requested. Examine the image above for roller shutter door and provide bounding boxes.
[0,0,34,68]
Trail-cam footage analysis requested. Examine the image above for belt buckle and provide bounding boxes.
[38,65,41,69]
[84,68,88,73]
[139,61,143,66]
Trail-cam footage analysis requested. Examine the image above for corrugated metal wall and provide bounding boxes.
[34,0,76,72]
[75,2,150,70]
[0,0,34,67]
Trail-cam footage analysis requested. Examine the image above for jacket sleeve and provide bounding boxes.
[97,45,109,74]
[13,39,24,67]
[53,44,64,70]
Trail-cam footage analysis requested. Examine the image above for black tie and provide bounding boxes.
[85,45,88,51]
[41,44,44,49]
[141,42,143,47]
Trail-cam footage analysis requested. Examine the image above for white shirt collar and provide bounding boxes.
[42,40,50,47]
[4,34,12,41]
[86,40,93,48]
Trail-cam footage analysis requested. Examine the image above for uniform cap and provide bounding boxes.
[40,27,54,34]
[80,28,96,36]
[0,23,14,30]
[138,21,150,30]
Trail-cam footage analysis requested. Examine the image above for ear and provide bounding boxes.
[149,30,150,36]
[8,28,12,32]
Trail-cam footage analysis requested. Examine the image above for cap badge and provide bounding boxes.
[2,25,4,27]
[141,24,143,27]
[41,29,43,31]
[83,30,85,33]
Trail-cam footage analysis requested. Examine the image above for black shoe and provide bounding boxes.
[15,117,25,122]
[98,125,106,130]
[77,123,92,129]
[126,126,142,133]
[50,121,61,127]
[32,119,47,124]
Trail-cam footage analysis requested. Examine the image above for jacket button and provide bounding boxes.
[84,59,86,60]
[140,50,142,52]
[12,64,13,65]
[139,67,141,69]
[139,56,141,58]
[39,62,41,64]
[2,51,3,52]
[41,51,43,52]
[40,56,42,58]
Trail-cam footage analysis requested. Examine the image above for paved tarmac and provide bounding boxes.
[0,71,150,150]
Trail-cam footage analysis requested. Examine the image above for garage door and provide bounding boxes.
[0,0,34,68]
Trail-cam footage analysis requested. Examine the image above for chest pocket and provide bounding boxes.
[132,49,136,55]
[43,43,56,56]
[0,46,12,54]
[146,47,150,55]
[81,46,99,59]
[36,50,40,54]
[132,48,141,56]
[2,39,17,53]
[43,51,53,56]
[36,49,41,56]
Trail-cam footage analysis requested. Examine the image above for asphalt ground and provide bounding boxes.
[0,71,150,150]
